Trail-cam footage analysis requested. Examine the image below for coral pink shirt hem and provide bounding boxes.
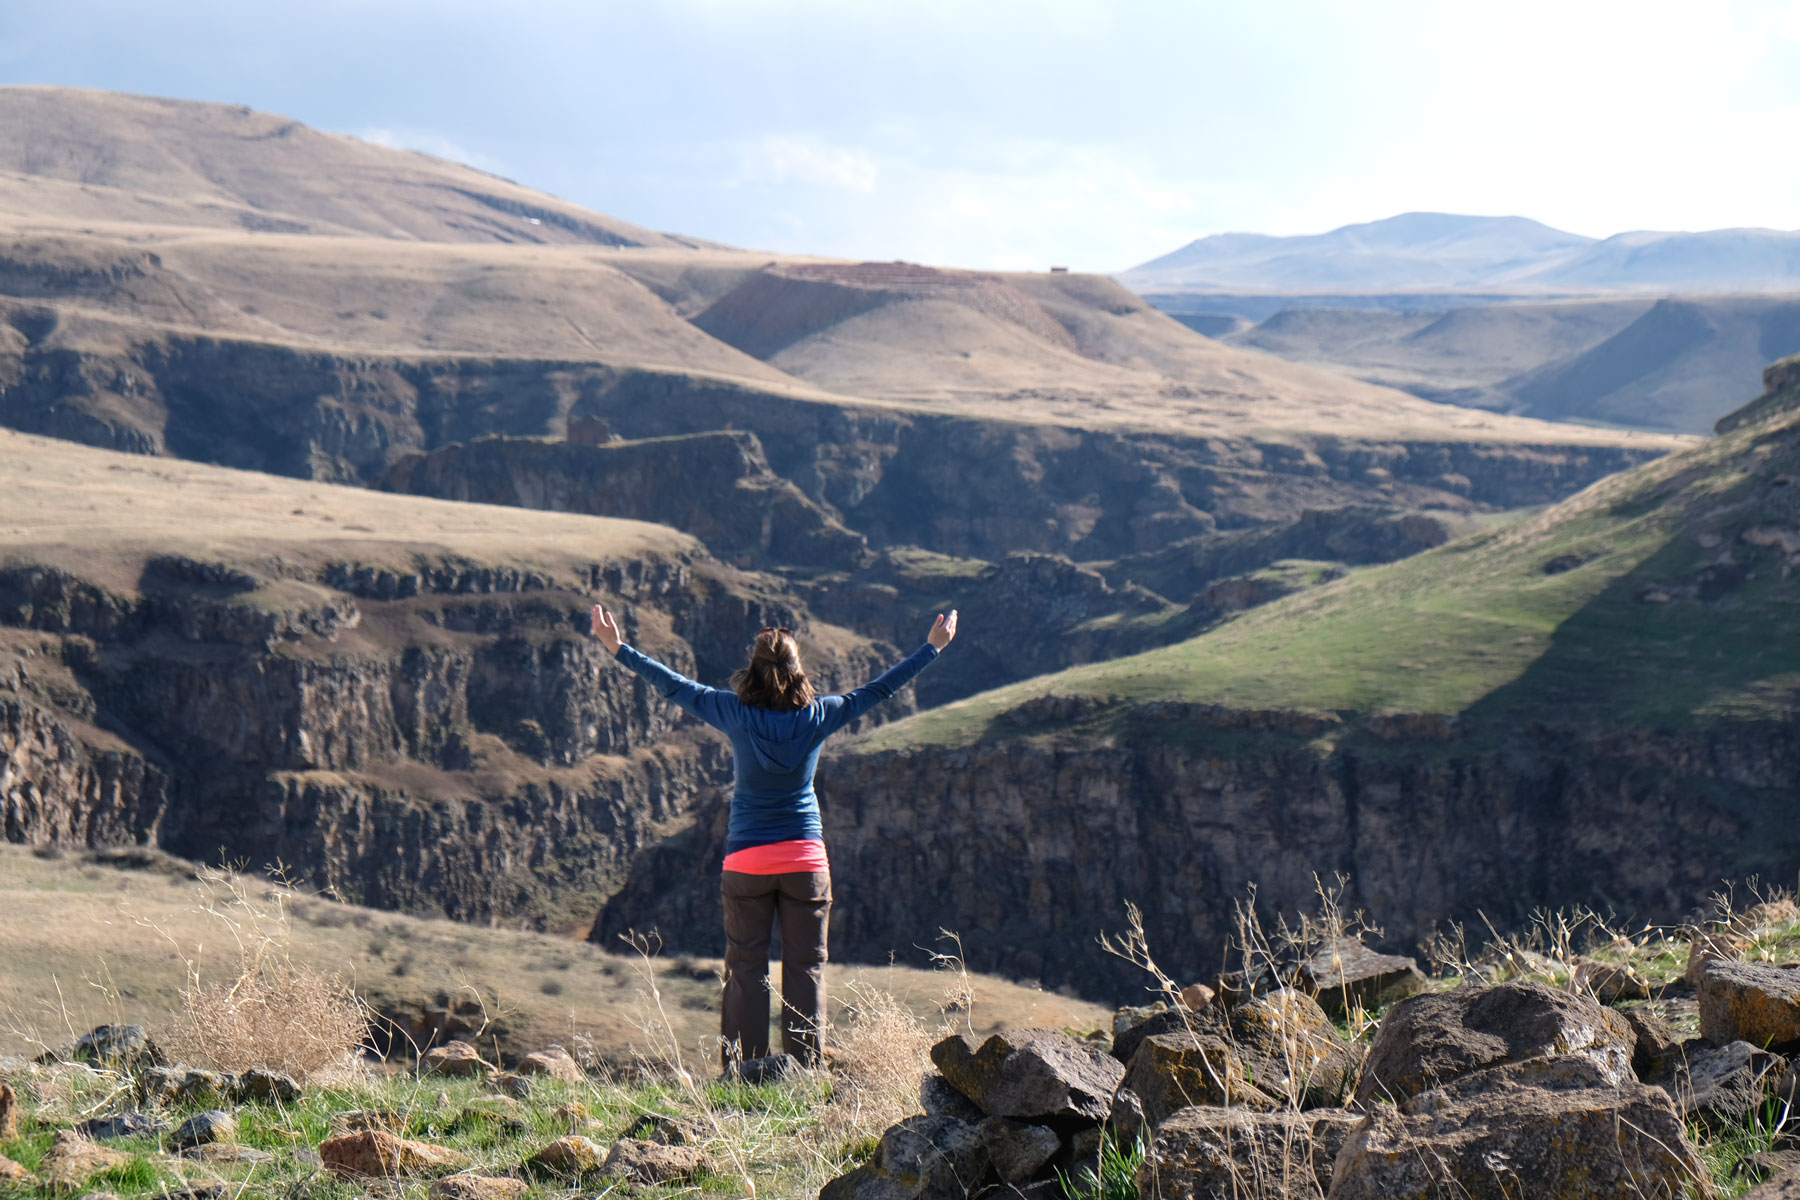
[721,838,830,875]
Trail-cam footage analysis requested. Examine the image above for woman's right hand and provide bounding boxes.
[928,609,958,650]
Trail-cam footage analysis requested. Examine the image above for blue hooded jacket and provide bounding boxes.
[614,641,939,853]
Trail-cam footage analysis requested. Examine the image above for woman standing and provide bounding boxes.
[590,606,957,1068]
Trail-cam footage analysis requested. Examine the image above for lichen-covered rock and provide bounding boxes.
[1121,1032,1278,1128]
[1297,938,1425,1018]
[1137,1106,1362,1200]
[1575,957,1652,1003]
[516,1046,583,1082]
[601,1138,712,1185]
[172,1109,236,1150]
[1228,989,1360,1108]
[819,1115,990,1200]
[932,1029,1124,1122]
[1330,1057,1707,1200]
[525,1135,607,1177]
[319,1129,470,1178]
[1109,1007,1198,1067]
[919,1072,984,1123]
[976,1117,1061,1183]
[621,1111,705,1146]
[1685,928,1748,987]
[39,1131,134,1187]
[429,1174,529,1200]
[1353,980,1635,1105]
[493,1072,533,1100]
[1622,1004,1678,1076]
[1699,960,1800,1050]
[77,1113,165,1142]
[423,1040,494,1077]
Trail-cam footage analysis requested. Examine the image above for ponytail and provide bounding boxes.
[732,627,816,712]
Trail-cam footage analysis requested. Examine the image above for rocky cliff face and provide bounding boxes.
[597,702,1800,999]
[0,310,1667,566]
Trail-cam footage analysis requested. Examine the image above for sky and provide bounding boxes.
[2,0,1798,272]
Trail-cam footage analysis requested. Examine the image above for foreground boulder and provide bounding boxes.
[1229,989,1361,1108]
[1699,961,1800,1050]
[233,1068,303,1104]
[0,1153,32,1184]
[69,1024,163,1070]
[1746,1166,1800,1199]
[1354,980,1634,1105]
[1137,1106,1362,1200]
[1331,1057,1706,1200]
[172,1109,236,1150]
[139,1066,231,1108]
[1121,1032,1277,1127]
[977,1117,1062,1183]
[525,1135,607,1177]
[320,1129,471,1178]
[0,1082,18,1140]
[1297,939,1426,1018]
[920,1072,984,1123]
[819,1115,989,1200]
[1654,1039,1790,1127]
[930,1030,1124,1123]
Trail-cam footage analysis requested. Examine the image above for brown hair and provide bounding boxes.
[732,627,816,712]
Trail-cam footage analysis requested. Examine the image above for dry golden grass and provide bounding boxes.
[0,427,696,594]
[0,845,1109,1068]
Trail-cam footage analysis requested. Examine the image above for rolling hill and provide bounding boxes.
[0,85,706,248]
[1224,295,1800,435]
[1122,210,1800,296]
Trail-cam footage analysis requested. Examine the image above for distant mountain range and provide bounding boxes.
[1120,212,1800,295]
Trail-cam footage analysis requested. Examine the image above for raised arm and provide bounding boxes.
[591,605,742,731]
[824,610,957,733]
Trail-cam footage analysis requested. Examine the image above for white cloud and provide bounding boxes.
[735,134,879,193]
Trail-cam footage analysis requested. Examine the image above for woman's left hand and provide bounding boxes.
[591,605,624,654]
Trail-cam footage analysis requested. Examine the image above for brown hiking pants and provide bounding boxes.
[721,869,831,1067]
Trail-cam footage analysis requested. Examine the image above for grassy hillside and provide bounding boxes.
[0,86,702,248]
[855,358,1800,751]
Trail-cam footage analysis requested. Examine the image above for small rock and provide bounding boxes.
[1107,1085,1146,1149]
[1622,1005,1678,1076]
[0,1081,18,1140]
[622,1111,706,1146]
[725,1053,799,1084]
[39,1131,134,1188]
[429,1174,529,1200]
[0,1153,34,1184]
[977,1116,1062,1183]
[1699,960,1800,1050]
[320,1129,471,1178]
[70,1024,162,1070]
[1138,1106,1362,1200]
[1228,988,1361,1108]
[180,1143,274,1165]
[1685,928,1748,987]
[1297,938,1427,1018]
[602,1138,713,1185]
[423,1040,494,1077]
[492,1072,533,1100]
[1354,980,1636,1106]
[525,1135,607,1177]
[172,1109,237,1150]
[1654,1039,1789,1127]
[931,1028,1125,1122]
[819,1115,989,1200]
[919,1072,984,1123]
[516,1045,583,1082]
[1108,1006,1200,1067]
[1331,1057,1707,1200]
[77,1112,165,1141]
[1111,1002,1171,1043]
[1744,1166,1800,1199]
[1179,983,1216,1011]
[331,1108,405,1133]
[1575,957,1652,1003]
[551,1100,591,1130]
[233,1068,302,1105]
